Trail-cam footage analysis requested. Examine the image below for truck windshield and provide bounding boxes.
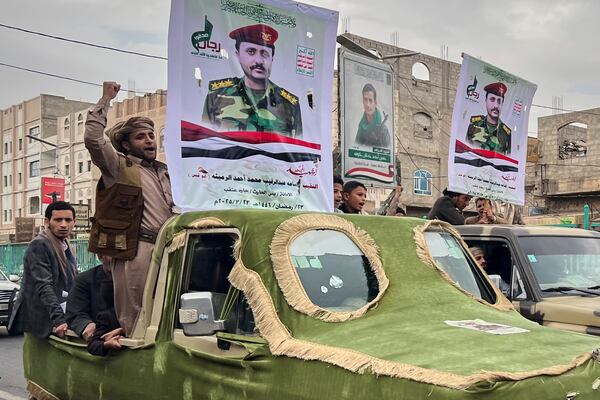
[424,231,495,303]
[289,230,379,312]
[519,236,600,295]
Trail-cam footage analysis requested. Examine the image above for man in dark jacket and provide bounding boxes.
[427,189,472,225]
[66,256,111,341]
[9,201,77,338]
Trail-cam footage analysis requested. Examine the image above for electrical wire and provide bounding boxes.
[0,23,167,60]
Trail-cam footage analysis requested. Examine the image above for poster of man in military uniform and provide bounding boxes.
[466,82,511,155]
[355,83,390,148]
[340,50,395,187]
[166,0,338,212]
[202,24,303,138]
[448,53,537,206]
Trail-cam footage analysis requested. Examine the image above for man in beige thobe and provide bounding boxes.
[85,82,175,336]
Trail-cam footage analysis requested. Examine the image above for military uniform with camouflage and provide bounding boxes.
[203,77,303,137]
[466,82,511,155]
[466,115,511,154]
[202,23,303,138]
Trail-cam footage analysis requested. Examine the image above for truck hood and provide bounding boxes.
[536,295,600,330]
[0,280,19,291]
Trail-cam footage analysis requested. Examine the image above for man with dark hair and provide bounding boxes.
[333,175,344,212]
[427,188,472,225]
[466,82,511,155]
[202,23,303,137]
[66,255,111,341]
[85,81,175,336]
[339,181,367,214]
[9,201,77,338]
[465,198,507,224]
[355,83,390,148]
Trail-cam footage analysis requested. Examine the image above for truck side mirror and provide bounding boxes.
[179,292,226,336]
[9,275,19,283]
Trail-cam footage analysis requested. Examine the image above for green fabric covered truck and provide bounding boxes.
[24,211,600,399]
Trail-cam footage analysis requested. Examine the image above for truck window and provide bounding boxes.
[518,236,600,295]
[463,239,528,301]
[180,232,255,335]
[424,232,495,303]
[289,229,379,312]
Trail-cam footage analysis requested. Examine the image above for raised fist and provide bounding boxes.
[102,81,121,101]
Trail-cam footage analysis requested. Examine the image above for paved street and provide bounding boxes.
[0,328,27,400]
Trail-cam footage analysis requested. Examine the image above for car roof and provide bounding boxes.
[456,224,600,238]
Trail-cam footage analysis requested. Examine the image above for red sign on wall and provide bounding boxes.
[41,177,66,204]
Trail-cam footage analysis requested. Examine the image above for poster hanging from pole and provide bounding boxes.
[340,50,395,187]
[448,53,537,205]
[166,0,338,211]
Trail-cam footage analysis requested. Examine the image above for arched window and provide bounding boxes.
[413,112,432,139]
[411,62,430,81]
[558,122,587,160]
[413,169,432,196]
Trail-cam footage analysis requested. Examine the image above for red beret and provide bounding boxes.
[483,82,508,97]
[229,24,279,48]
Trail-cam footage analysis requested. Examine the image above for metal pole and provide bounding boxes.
[584,203,590,230]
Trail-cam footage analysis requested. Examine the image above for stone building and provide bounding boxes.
[0,95,93,238]
[526,108,600,223]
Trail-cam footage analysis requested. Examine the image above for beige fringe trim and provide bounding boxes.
[228,251,594,389]
[27,380,60,400]
[414,220,513,311]
[167,231,187,254]
[269,214,388,322]
[167,217,226,254]
[186,217,225,230]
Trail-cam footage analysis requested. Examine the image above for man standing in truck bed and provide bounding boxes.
[85,81,175,336]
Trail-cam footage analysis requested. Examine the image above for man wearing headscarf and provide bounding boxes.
[9,201,77,338]
[84,81,175,336]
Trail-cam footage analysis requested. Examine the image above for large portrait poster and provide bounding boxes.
[166,0,338,211]
[340,50,395,187]
[448,54,537,205]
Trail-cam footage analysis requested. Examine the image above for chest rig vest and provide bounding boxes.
[89,156,143,260]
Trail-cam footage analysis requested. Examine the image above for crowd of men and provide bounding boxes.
[7,78,521,357]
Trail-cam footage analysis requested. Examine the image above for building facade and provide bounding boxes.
[0,95,92,239]
[526,108,600,223]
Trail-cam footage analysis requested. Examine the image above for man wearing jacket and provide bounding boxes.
[85,81,175,336]
[9,201,77,338]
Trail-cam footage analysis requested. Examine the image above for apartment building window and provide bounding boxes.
[8,209,11,222]
[18,208,22,217]
[3,176,6,187]
[18,138,22,151]
[28,126,40,143]
[3,210,6,222]
[29,196,40,214]
[87,160,92,172]
[9,174,11,185]
[64,164,70,176]
[18,173,22,184]
[3,143,7,155]
[78,162,84,174]
[29,160,40,177]
[413,169,433,196]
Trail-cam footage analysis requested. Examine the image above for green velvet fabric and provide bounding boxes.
[23,210,600,399]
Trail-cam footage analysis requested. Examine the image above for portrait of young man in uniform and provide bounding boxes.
[466,82,512,155]
[355,83,390,148]
[202,23,303,138]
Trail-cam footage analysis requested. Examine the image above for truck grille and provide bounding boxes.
[0,289,15,302]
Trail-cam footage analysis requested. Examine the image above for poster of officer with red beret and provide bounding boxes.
[448,53,537,205]
[166,0,338,211]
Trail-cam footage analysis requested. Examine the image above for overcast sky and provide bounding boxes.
[2,0,599,134]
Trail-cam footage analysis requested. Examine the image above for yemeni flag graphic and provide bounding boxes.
[181,121,321,163]
[454,140,518,173]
